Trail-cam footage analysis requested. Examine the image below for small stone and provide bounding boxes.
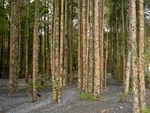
[119,106,123,109]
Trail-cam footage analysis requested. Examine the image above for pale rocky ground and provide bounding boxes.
[0,74,150,113]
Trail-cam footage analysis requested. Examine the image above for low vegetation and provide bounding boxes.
[141,107,150,113]
[80,92,95,101]
[145,72,150,89]
[118,92,128,103]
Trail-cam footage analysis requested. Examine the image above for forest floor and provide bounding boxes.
[0,74,150,113]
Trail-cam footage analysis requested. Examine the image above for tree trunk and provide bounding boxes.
[9,0,20,96]
[138,0,146,110]
[18,0,21,78]
[94,0,101,99]
[78,0,82,90]
[88,0,94,93]
[32,0,39,102]
[82,0,88,92]
[52,0,62,103]
[104,32,108,90]
[124,35,131,94]
[58,0,65,103]
[129,0,140,112]
[63,0,68,87]
[99,0,104,91]
[78,0,84,91]
[124,14,131,95]
[25,0,30,83]
[68,0,73,85]
[121,0,126,83]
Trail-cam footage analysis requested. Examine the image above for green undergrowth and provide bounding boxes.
[141,107,150,113]
[145,72,150,88]
[19,80,45,92]
[19,84,29,92]
[129,72,150,89]
[118,92,128,103]
[80,92,95,101]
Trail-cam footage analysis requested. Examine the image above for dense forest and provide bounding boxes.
[0,0,150,113]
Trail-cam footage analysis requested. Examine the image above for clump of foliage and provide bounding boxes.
[19,84,29,92]
[36,77,46,91]
[141,107,150,113]
[128,76,133,91]
[145,72,150,88]
[80,92,95,101]
[128,72,150,89]
[118,92,128,103]
[19,76,46,93]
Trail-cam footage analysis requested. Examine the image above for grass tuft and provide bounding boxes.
[80,92,95,101]
[145,72,150,88]
[141,107,150,113]
[118,92,128,103]
[19,84,29,92]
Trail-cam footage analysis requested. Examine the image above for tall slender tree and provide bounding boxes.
[121,0,126,83]
[82,0,88,92]
[88,0,94,93]
[51,0,63,103]
[99,0,104,91]
[94,0,101,99]
[52,0,58,103]
[25,0,30,83]
[9,0,20,96]
[138,0,146,110]
[58,0,65,103]
[32,0,39,102]
[63,0,68,86]
[78,0,82,90]
[68,0,73,85]
[124,8,131,94]
[104,32,108,90]
[124,26,131,94]
[129,0,140,112]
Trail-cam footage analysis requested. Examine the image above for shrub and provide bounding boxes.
[80,92,95,101]
[118,92,128,103]
[145,72,150,88]
[19,84,29,92]
[141,107,150,113]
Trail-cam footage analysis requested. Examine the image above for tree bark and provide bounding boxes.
[124,14,131,95]
[32,0,39,102]
[78,0,83,90]
[99,0,104,91]
[88,0,94,93]
[82,0,88,92]
[58,0,65,103]
[138,0,146,110]
[63,0,68,87]
[9,0,20,96]
[25,0,30,83]
[121,0,126,83]
[94,0,101,99]
[68,0,73,85]
[129,0,140,112]
[124,35,131,94]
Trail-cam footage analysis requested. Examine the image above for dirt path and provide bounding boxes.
[0,75,150,113]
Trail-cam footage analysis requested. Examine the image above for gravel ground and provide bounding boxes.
[0,75,150,113]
